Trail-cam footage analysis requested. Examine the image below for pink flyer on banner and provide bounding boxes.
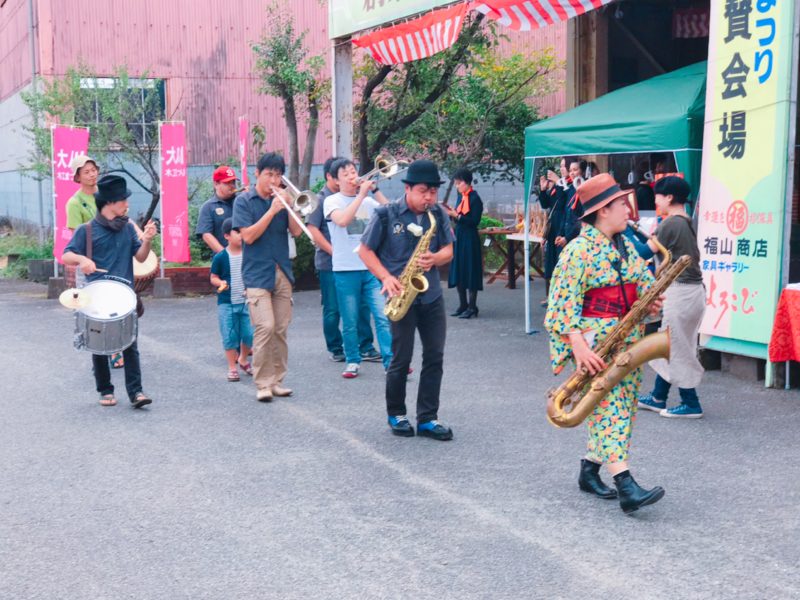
[159,122,190,263]
[238,116,249,187]
[52,125,90,262]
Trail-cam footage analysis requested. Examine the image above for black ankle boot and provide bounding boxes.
[450,306,468,317]
[578,459,617,499]
[613,470,665,513]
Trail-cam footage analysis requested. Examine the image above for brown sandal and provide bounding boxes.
[131,392,152,409]
[99,394,117,407]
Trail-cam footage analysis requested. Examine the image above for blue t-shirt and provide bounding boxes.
[231,189,294,290]
[360,199,453,304]
[64,219,142,288]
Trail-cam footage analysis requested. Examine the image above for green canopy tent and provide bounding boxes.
[520,61,707,333]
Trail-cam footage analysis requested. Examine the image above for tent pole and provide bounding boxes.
[524,159,537,334]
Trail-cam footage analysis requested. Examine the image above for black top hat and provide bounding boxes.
[94,174,132,207]
[402,160,445,186]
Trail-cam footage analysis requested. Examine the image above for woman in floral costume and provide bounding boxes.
[545,174,666,514]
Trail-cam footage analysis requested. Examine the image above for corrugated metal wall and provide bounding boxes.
[0,0,34,100]
[4,0,566,165]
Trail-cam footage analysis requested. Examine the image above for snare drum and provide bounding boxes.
[73,280,138,355]
[133,250,159,293]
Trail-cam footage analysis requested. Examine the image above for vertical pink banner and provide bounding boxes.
[159,122,190,263]
[238,116,249,187]
[52,125,90,262]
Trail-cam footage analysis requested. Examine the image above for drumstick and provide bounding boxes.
[95,268,108,273]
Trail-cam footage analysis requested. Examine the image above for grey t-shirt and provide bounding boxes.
[654,214,703,284]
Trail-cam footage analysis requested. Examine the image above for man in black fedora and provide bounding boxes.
[63,174,158,409]
[359,159,455,441]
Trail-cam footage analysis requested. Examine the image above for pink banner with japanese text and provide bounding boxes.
[159,122,190,263]
[238,116,249,187]
[52,125,90,262]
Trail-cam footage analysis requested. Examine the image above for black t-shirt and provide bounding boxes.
[654,214,703,284]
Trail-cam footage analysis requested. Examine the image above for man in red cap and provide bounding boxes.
[545,173,666,514]
[196,165,239,254]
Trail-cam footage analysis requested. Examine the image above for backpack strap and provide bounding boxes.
[85,220,93,261]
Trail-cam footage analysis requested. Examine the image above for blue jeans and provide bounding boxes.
[652,374,701,409]
[319,269,376,355]
[333,270,392,368]
[217,302,254,351]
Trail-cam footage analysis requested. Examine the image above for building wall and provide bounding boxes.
[0,0,33,100]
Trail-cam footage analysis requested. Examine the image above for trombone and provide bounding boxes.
[358,154,409,183]
[270,176,319,246]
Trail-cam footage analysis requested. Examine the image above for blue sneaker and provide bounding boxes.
[361,349,383,363]
[660,403,703,419]
[417,420,453,441]
[388,415,414,437]
[638,394,666,412]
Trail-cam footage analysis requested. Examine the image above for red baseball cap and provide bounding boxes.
[213,165,237,183]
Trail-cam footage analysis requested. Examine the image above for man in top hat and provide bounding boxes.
[544,173,665,513]
[65,154,100,231]
[63,174,158,409]
[196,165,240,254]
[358,159,455,441]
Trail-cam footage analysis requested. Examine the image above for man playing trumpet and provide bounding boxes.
[232,153,302,403]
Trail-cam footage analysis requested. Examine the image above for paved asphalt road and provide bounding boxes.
[1,278,798,600]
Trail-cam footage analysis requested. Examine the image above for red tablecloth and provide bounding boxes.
[768,289,800,362]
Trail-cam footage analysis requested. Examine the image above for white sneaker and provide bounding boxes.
[342,363,360,379]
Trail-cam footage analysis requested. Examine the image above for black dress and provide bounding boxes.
[540,184,581,281]
[448,189,484,291]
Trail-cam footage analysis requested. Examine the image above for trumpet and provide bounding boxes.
[358,154,409,183]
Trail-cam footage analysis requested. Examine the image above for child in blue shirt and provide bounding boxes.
[210,218,254,381]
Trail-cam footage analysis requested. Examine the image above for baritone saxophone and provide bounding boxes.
[384,211,436,322]
[545,224,691,428]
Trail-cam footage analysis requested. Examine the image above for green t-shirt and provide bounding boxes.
[66,191,97,229]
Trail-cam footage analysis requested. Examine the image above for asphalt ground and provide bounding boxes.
[0,278,798,600]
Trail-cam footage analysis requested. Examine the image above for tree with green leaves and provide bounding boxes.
[355,14,560,199]
[252,4,329,190]
[21,64,167,223]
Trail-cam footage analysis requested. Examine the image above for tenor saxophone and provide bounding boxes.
[545,225,691,428]
[384,211,436,322]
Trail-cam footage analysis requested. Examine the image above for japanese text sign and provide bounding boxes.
[697,0,795,345]
[52,125,90,262]
[159,122,190,263]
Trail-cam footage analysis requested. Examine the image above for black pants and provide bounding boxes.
[385,296,446,423]
[92,341,142,400]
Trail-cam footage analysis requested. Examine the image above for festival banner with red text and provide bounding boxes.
[696,1,796,347]
[238,116,249,188]
[51,125,90,262]
[158,122,190,263]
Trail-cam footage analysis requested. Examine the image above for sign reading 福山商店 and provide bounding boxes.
[329,0,456,39]
[696,1,796,346]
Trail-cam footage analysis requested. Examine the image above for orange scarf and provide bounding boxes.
[456,187,473,216]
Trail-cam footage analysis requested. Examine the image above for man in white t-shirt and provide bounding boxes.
[323,159,392,379]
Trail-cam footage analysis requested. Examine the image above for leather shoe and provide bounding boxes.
[417,420,453,441]
[613,471,665,513]
[578,459,617,499]
[458,307,478,319]
[271,385,293,397]
[256,389,273,403]
[450,307,467,317]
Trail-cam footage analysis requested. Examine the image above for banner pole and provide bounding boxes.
[158,122,165,279]
[50,126,58,277]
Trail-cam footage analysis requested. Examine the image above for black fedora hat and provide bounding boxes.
[94,174,132,206]
[402,159,445,186]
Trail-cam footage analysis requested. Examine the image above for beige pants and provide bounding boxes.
[246,268,292,393]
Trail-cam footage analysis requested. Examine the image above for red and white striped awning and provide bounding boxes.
[472,0,614,31]
[352,3,470,66]
[352,0,614,65]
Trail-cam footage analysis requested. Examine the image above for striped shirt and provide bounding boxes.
[228,252,246,304]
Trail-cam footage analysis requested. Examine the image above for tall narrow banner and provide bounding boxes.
[238,116,249,187]
[159,122,190,263]
[696,2,796,347]
[51,125,90,262]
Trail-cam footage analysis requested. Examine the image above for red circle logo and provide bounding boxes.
[726,201,749,235]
